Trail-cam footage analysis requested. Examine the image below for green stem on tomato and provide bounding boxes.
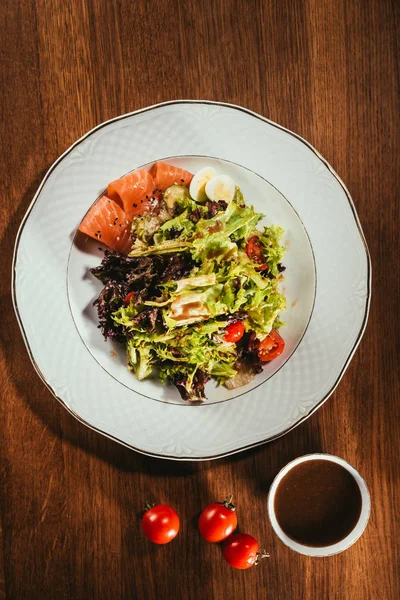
[254,549,270,565]
[222,494,235,511]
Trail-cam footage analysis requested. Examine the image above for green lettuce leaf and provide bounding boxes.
[128,239,192,257]
[126,339,154,380]
[153,209,196,245]
[260,225,286,276]
[246,291,286,334]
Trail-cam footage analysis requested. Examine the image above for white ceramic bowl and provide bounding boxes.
[68,155,316,405]
[267,454,371,556]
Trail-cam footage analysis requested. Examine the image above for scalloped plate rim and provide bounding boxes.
[11,100,372,461]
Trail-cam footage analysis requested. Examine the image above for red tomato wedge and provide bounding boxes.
[258,329,285,361]
[124,291,135,306]
[245,236,268,271]
[150,161,193,191]
[107,169,155,219]
[224,321,245,343]
[78,196,132,254]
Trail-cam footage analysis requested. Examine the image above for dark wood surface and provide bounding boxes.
[1,1,399,598]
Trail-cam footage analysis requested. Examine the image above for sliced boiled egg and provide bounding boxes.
[205,175,235,203]
[189,167,217,202]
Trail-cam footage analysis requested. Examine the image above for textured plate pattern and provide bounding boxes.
[12,101,371,460]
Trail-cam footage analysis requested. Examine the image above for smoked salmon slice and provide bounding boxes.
[150,161,193,191]
[78,162,194,254]
[78,196,132,254]
[107,169,155,219]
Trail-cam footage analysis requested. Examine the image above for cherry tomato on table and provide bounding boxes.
[258,329,285,362]
[199,495,238,542]
[124,291,135,305]
[222,533,269,570]
[245,236,268,271]
[224,322,245,343]
[141,503,180,544]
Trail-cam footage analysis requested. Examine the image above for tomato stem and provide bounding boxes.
[144,502,156,511]
[222,494,235,511]
[254,548,270,565]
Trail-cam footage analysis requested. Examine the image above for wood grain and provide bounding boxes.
[0,0,399,598]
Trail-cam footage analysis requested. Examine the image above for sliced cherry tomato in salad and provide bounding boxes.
[224,321,245,343]
[245,236,268,271]
[124,291,135,306]
[258,329,285,362]
[198,495,238,542]
[141,503,180,545]
[254,263,268,272]
[222,533,269,570]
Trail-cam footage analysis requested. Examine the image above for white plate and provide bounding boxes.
[12,101,371,460]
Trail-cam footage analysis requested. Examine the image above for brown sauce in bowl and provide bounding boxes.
[274,459,362,547]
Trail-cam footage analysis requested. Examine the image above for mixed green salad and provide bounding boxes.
[91,168,286,401]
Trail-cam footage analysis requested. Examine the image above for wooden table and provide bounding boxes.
[1,1,399,598]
